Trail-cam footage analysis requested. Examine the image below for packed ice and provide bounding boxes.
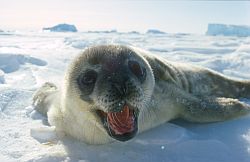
[0,30,250,162]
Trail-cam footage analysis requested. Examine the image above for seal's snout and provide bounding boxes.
[106,71,129,98]
[112,82,127,97]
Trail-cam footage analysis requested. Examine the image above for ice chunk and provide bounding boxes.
[206,24,250,37]
[43,23,78,32]
[0,54,47,73]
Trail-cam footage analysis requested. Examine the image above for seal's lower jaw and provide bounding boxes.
[96,105,139,142]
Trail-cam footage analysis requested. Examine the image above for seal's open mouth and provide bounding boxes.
[97,104,138,142]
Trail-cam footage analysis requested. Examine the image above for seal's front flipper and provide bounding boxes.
[178,95,250,123]
[33,82,58,116]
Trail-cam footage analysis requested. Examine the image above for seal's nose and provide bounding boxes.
[112,82,127,97]
[110,74,129,97]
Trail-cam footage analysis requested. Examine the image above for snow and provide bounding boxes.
[30,126,57,143]
[206,24,250,37]
[43,24,78,32]
[0,31,250,162]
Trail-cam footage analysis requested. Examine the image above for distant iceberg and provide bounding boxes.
[206,24,250,37]
[128,31,140,34]
[146,29,166,34]
[43,23,77,32]
[0,29,4,32]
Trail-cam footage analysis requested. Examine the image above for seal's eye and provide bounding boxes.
[77,70,97,101]
[128,60,146,82]
[81,70,97,85]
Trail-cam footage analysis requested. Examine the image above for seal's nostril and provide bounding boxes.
[112,82,127,96]
[128,60,146,82]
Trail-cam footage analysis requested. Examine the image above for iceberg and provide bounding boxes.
[146,29,166,34]
[128,31,140,34]
[206,24,250,37]
[43,23,77,32]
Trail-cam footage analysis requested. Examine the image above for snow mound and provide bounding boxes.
[30,126,57,143]
[43,24,77,32]
[64,37,93,49]
[236,44,250,53]
[211,42,239,47]
[206,24,250,37]
[146,29,166,34]
[0,54,47,73]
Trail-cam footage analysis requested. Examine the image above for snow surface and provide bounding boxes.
[206,24,250,37]
[43,24,77,32]
[0,31,250,162]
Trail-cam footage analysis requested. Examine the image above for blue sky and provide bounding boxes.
[1,0,250,33]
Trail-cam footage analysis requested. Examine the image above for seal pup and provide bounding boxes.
[33,45,250,144]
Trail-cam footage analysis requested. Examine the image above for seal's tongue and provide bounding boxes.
[107,105,135,135]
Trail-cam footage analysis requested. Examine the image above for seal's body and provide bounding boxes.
[33,45,250,144]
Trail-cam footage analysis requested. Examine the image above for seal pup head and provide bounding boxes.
[64,45,155,142]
